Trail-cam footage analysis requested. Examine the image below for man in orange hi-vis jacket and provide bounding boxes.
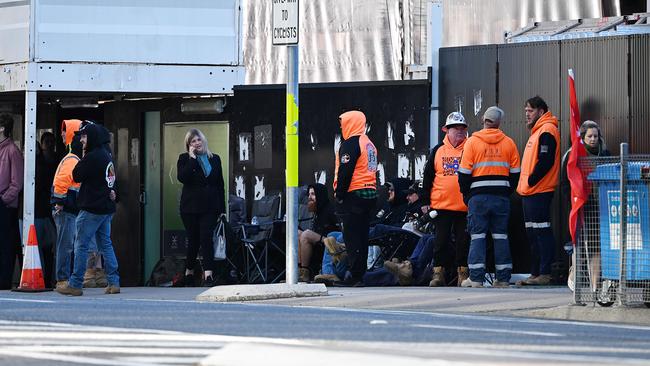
[458,106,520,288]
[516,96,560,287]
[421,112,470,287]
[333,110,378,287]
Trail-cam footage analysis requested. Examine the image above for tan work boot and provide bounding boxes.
[457,266,469,287]
[94,269,108,287]
[429,266,446,287]
[55,280,68,291]
[460,278,483,288]
[55,282,82,296]
[313,273,340,284]
[298,267,311,282]
[492,280,510,288]
[396,260,413,286]
[516,274,552,286]
[83,269,97,288]
[104,285,120,294]
[323,237,346,264]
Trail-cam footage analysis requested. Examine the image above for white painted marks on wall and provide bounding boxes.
[404,116,415,146]
[334,134,341,157]
[474,89,482,116]
[238,133,251,162]
[310,133,318,151]
[397,154,411,179]
[254,175,265,200]
[455,95,463,114]
[377,162,385,186]
[414,154,427,181]
[314,170,327,184]
[234,175,245,199]
[386,122,394,150]
[365,122,372,135]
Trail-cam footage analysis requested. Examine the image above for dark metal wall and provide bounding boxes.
[440,33,650,277]
[230,81,432,215]
[630,35,650,153]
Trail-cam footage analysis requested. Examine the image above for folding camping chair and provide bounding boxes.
[240,193,285,283]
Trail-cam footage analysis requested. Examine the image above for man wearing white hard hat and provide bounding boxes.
[421,112,470,287]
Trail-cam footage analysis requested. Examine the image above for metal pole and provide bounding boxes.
[617,142,629,306]
[22,91,37,247]
[285,45,299,285]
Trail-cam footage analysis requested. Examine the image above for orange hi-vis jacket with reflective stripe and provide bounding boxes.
[424,135,467,212]
[517,112,560,196]
[458,128,520,198]
[334,111,378,196]
[51,119,82,210]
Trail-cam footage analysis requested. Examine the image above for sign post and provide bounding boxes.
[273,0,299,285]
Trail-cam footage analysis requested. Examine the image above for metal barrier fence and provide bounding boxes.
[574,144,650,307]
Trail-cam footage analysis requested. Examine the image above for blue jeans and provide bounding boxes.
[409,234,435,280]
[69,211,119,289]
[522,192,555,276]
[54,211,98,281]
[467,195,512,283]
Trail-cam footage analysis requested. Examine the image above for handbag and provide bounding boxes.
[213,216,227,260]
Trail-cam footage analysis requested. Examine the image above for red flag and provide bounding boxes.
[567,69,588,245]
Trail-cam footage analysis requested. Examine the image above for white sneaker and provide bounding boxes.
[461,278,483,288]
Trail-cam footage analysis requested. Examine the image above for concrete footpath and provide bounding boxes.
[244,286,650,325]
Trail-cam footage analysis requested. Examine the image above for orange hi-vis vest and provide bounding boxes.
[52,153,81,201]
[458,128,520,194]
[517,111,560,196]
[334,111,378,192]
[430,135,467,212]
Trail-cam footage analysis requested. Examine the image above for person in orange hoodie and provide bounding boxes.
[516,96,560,286]
[333,110,378,287]
[51,119,83,290]
[421,112,470,287]
[458,107,521,288]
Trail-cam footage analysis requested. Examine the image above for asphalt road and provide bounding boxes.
[0,288,649,365]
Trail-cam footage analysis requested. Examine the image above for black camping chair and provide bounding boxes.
[240,193,285,283]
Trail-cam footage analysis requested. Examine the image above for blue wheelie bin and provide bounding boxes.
[587,162,650,281]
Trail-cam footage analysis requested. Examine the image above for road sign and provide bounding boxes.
[272,0,299,45]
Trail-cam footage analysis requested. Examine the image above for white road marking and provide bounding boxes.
[410,323,563,337]
[369,320,388,325]
[0,297,55,303]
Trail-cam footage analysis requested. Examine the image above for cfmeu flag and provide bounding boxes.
[567,69,588,245]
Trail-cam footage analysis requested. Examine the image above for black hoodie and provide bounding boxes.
[308,183,338,236]
[72,124,116,214]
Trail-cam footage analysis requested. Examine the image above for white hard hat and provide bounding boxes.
[445,112,467,128]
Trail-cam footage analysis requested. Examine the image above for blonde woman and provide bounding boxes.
[176,128,225,287]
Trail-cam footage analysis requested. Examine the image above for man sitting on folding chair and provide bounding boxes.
[297,183,338,282]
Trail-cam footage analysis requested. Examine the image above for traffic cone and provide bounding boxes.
[13,224,51,292]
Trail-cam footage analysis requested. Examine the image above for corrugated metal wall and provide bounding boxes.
[439,33,650,279]
[560,37,629,155]
[630,35,650,153]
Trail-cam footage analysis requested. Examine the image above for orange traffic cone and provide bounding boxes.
[13,224,51,292]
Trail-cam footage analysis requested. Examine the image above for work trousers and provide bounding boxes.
[522,192,555,276]
[432,210,469,268]
[337,194,376,281]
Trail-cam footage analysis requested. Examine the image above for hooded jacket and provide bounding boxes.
[62,119,82,147]
[458,128,520,199]
[308,183,338,236]
[72,123,116,215]
[422,134,467,212]
[517,111,560,196]
[51,135,83,214]
[333,111,378,199]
